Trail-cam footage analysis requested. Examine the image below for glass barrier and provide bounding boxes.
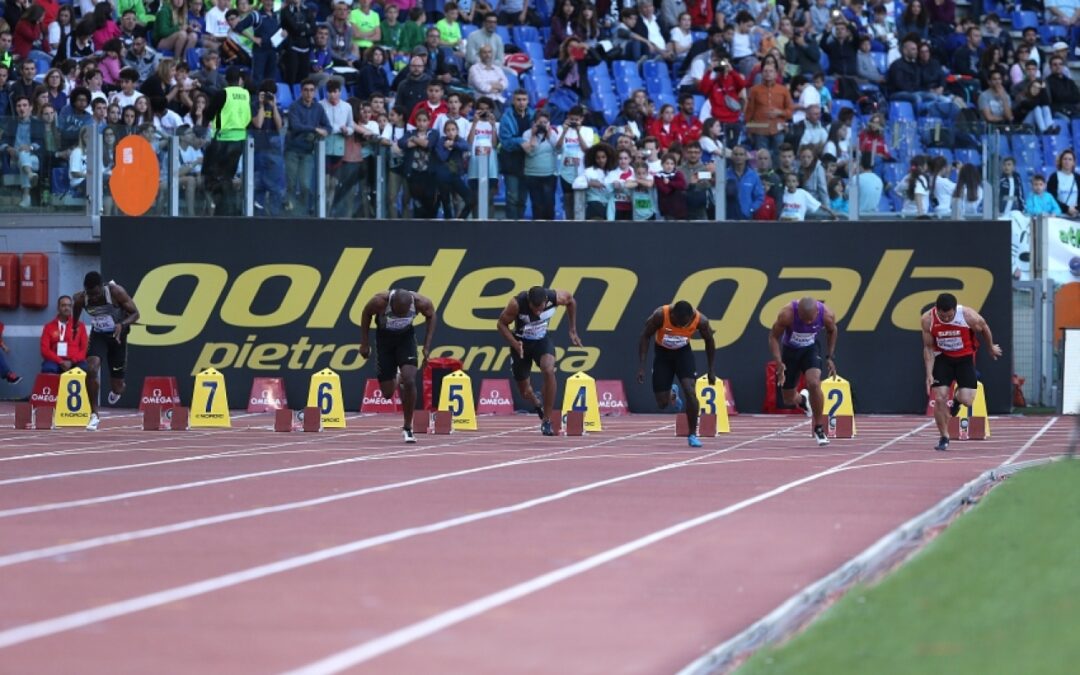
[0,115,1050,223]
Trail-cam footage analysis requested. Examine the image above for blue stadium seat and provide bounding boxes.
[693,94,705,117]
[927,147,954,163]
[461,24,478,39]
[611,61,644,99]
[955,149,982,166]
[530,66,553,99]
[819,51,829,72]
[888,100,914,122]
[872,52,887,75]
[1013,134,1042,170]
[524,41,546,69]
[1011,11,1039,31]
[275,82,293,111]
[513,26,540,45]
[587,64,612,90]
[1043,130,1072,166]
[495,26,512,45]
[505,71,521,95]
[831,99,856,119]
[877,193,895,213]
[1038,25,1068,43]
[534,0,553,22]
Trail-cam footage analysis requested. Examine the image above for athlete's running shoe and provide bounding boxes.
[935,436,950,451]
[687,434,702,448]
[671,385,685,412]
[949,400,963,417]
[107,391,122,405]
[798,388,813,418]
[86,413,100,431]
[534,405,545,421]
[814,425,830,446]
[403,427,416,444]
[541,419,555,436]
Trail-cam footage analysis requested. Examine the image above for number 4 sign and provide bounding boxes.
[307,369,346,428]
[55,367,91,427]
[438,370,477,430]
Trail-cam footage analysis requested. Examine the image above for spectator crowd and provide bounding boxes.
[3,0,1080,219]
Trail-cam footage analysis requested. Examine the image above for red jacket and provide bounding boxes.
[40,317,88,365]
[673,113,703,145]
[13,20,44,59]
[699,68,747,125]
[648,118,681,150]
[688,0,713,27]
[408,99,448,129]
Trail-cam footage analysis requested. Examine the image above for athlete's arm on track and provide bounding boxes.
[358,293,388,358]
[636,308,664,384]
[964,306,1003,359]
[555,290,582,347]
[921,312,937,394]
[415,293,438,361]
[697,314,717,385]
[497,297,524,357]
[768,305,793,384]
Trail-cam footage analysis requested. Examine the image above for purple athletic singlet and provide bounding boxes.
[782,300,824,348]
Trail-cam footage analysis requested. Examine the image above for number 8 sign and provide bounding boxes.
[55,367,91,427]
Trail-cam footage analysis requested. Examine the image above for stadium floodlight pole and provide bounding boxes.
[88,123,102,224]
[988,128,1001,219]
[478,151,489,221]
[714,151,726,221]
[244,134,255,217]
[375,145,386,220]
[316,137,327,219]
[169,134,180,217]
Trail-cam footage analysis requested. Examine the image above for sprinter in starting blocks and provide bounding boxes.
[921,293,1002,451]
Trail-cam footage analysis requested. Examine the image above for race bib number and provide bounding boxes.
[787,331,816,348]
[520,322,548,340]
[936,336,964,351]
[91,314,116,333]
[661,335,689,349]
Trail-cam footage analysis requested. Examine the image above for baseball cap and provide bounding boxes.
[1052,41,1069,51]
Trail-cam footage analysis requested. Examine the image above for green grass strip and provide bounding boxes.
[738,460,1080,675]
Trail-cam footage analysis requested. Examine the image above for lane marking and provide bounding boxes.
[280,422,933,674]
[0,421,809,647]
[1002,417,1058,465]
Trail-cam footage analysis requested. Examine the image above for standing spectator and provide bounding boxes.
[698,53,746,149]
[465,12,504,67]
[581,142,614,219]
[357,47,391,100]
[898,154,930,217]
[655,151,688,219]
[554,105,596,216]
[320,79,354,210]
[466,95,499,217]
[928,155,955,218]
[779,171,825,221]
[853,151,883,214]
[281,0,315,85]
[285,78,330,213]
[1026,174,1062,215]
[432,118,473,218]
[998,156,1024,215]
[408,80,447,128]
[725,144,765,219]
[785,23,821,78]
[789,74,820,125]
[203,67,250,215]
[398,108,438,216]
[744,63,793,161]
[606,146,636,220]
[379,3,405,55]
[680,140,714,219]
[382,104,411,218]
[395,54,431,122]
[629,161,657,220]
[521,110,558,220]
[951,163,983,217]
[250,0,281,84]
[250,78,284,216]
[798,145,829,206]
[1047,149,1080,217]
[497,89,534,219]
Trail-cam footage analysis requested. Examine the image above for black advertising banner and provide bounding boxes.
[101,218,1013,414]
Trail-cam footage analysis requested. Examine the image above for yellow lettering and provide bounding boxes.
[548,267,638,330]
[757,268,862,327]
[462,345,499,372]
[847,250,912,330]
[443,266,544,330]
[556,346,601,372]
[307,248,371,328]
[193,342,237,374]
[305,343,337,369]
[329,344,365,370]
[429,345,466,361]
[673,268,768,348]
[131,263,228,346]
[891,267,994,330]
[247,343,289,369]
[220,265,322,327]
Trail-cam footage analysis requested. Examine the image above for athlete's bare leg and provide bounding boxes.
[538,354,557,422]
[397,364,418,430]
[932,385,952,437]
[804,368,824,426]
[515,378,542,412]
[679,376,699,435]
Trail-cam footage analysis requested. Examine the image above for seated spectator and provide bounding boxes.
[978,72,1013,125]
[550,1,578,60]
[497,0,542,27]
[951,25,983,79]
[978,44,1008,91]
[1047,149,1080,217]
[724,144,764,220]
[1,96,44,209]
[465,13,504,68]
[649,104,682,150]
[39,296,90,381]
[204,0,232,53]
[1046,57,1080,117]
[575,3,602,48]
[635,0,673,62]
[469,44,510,105]
[609,8,651,62]
[668,12,694,58]
[356,47,391,100]
[435,2,466,57]
[1026,174,1063,215]
[856,35,884,84]
[887,37,956,120]
[124,34,160,83]
[897,0,930,42]
[1013,79,1059,135]
[155,0,200,59]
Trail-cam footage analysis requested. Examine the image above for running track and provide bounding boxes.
[0,405,1068,674]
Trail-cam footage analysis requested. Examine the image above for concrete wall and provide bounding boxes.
[0,215,101,400]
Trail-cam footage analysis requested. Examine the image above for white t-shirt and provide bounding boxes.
[556,126,596,183]
[1055,170,1078,207]
[435,114,472,139]
[953,185,984,217]
[69,147,87,187]
[205,7,231,38]
[179,144,204,175]
[153,109,185,135]
[670,27,693,55]
[732,32,752,59]
[109,90,145,108]
[932,176,956,217]
[899,174,930,216]
[780,188,821,220]
[792,86,822,124]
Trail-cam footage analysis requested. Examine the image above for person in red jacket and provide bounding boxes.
[672,93,703,146]
[699,54,746,149]
[647,103,681,150]
[40,294,100,429]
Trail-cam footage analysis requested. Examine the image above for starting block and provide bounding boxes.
[170,407,189,431]
[827,414,855,439]
[274,409,294,432]
[432,410,453,434]
[550,411,562,435]
[35,407,54,430]
[143,404,165,431]
[949,415,987,440]
[564,410,585,436]
[302,406,322,432]
[412,410,430,433]
[675,414,718,437]
[14,402,33,429]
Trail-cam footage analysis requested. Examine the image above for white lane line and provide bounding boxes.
[0,421,808,648]
[0,422,807,568]
[0,425,540,519]
[281,421,933,675]
[1002,417,1058,465]
[0,426,406,486]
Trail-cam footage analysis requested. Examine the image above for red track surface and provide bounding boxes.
[0,405,1069,674]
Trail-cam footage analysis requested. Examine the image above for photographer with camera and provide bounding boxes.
[251,78,285,216]
[554,105,597,217]
[521,110,559,220]
[698,50,746,150]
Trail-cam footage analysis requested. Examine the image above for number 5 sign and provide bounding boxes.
[55,367,91,427]
[307,369,346,428]
[438,370,477,430]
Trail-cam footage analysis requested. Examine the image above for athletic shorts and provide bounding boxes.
[375,328,418,381]
[932,354,978,390]
[511,335,555,381]
[652,345,697,392]
[88,328,129,379]
[781,342,822,390]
